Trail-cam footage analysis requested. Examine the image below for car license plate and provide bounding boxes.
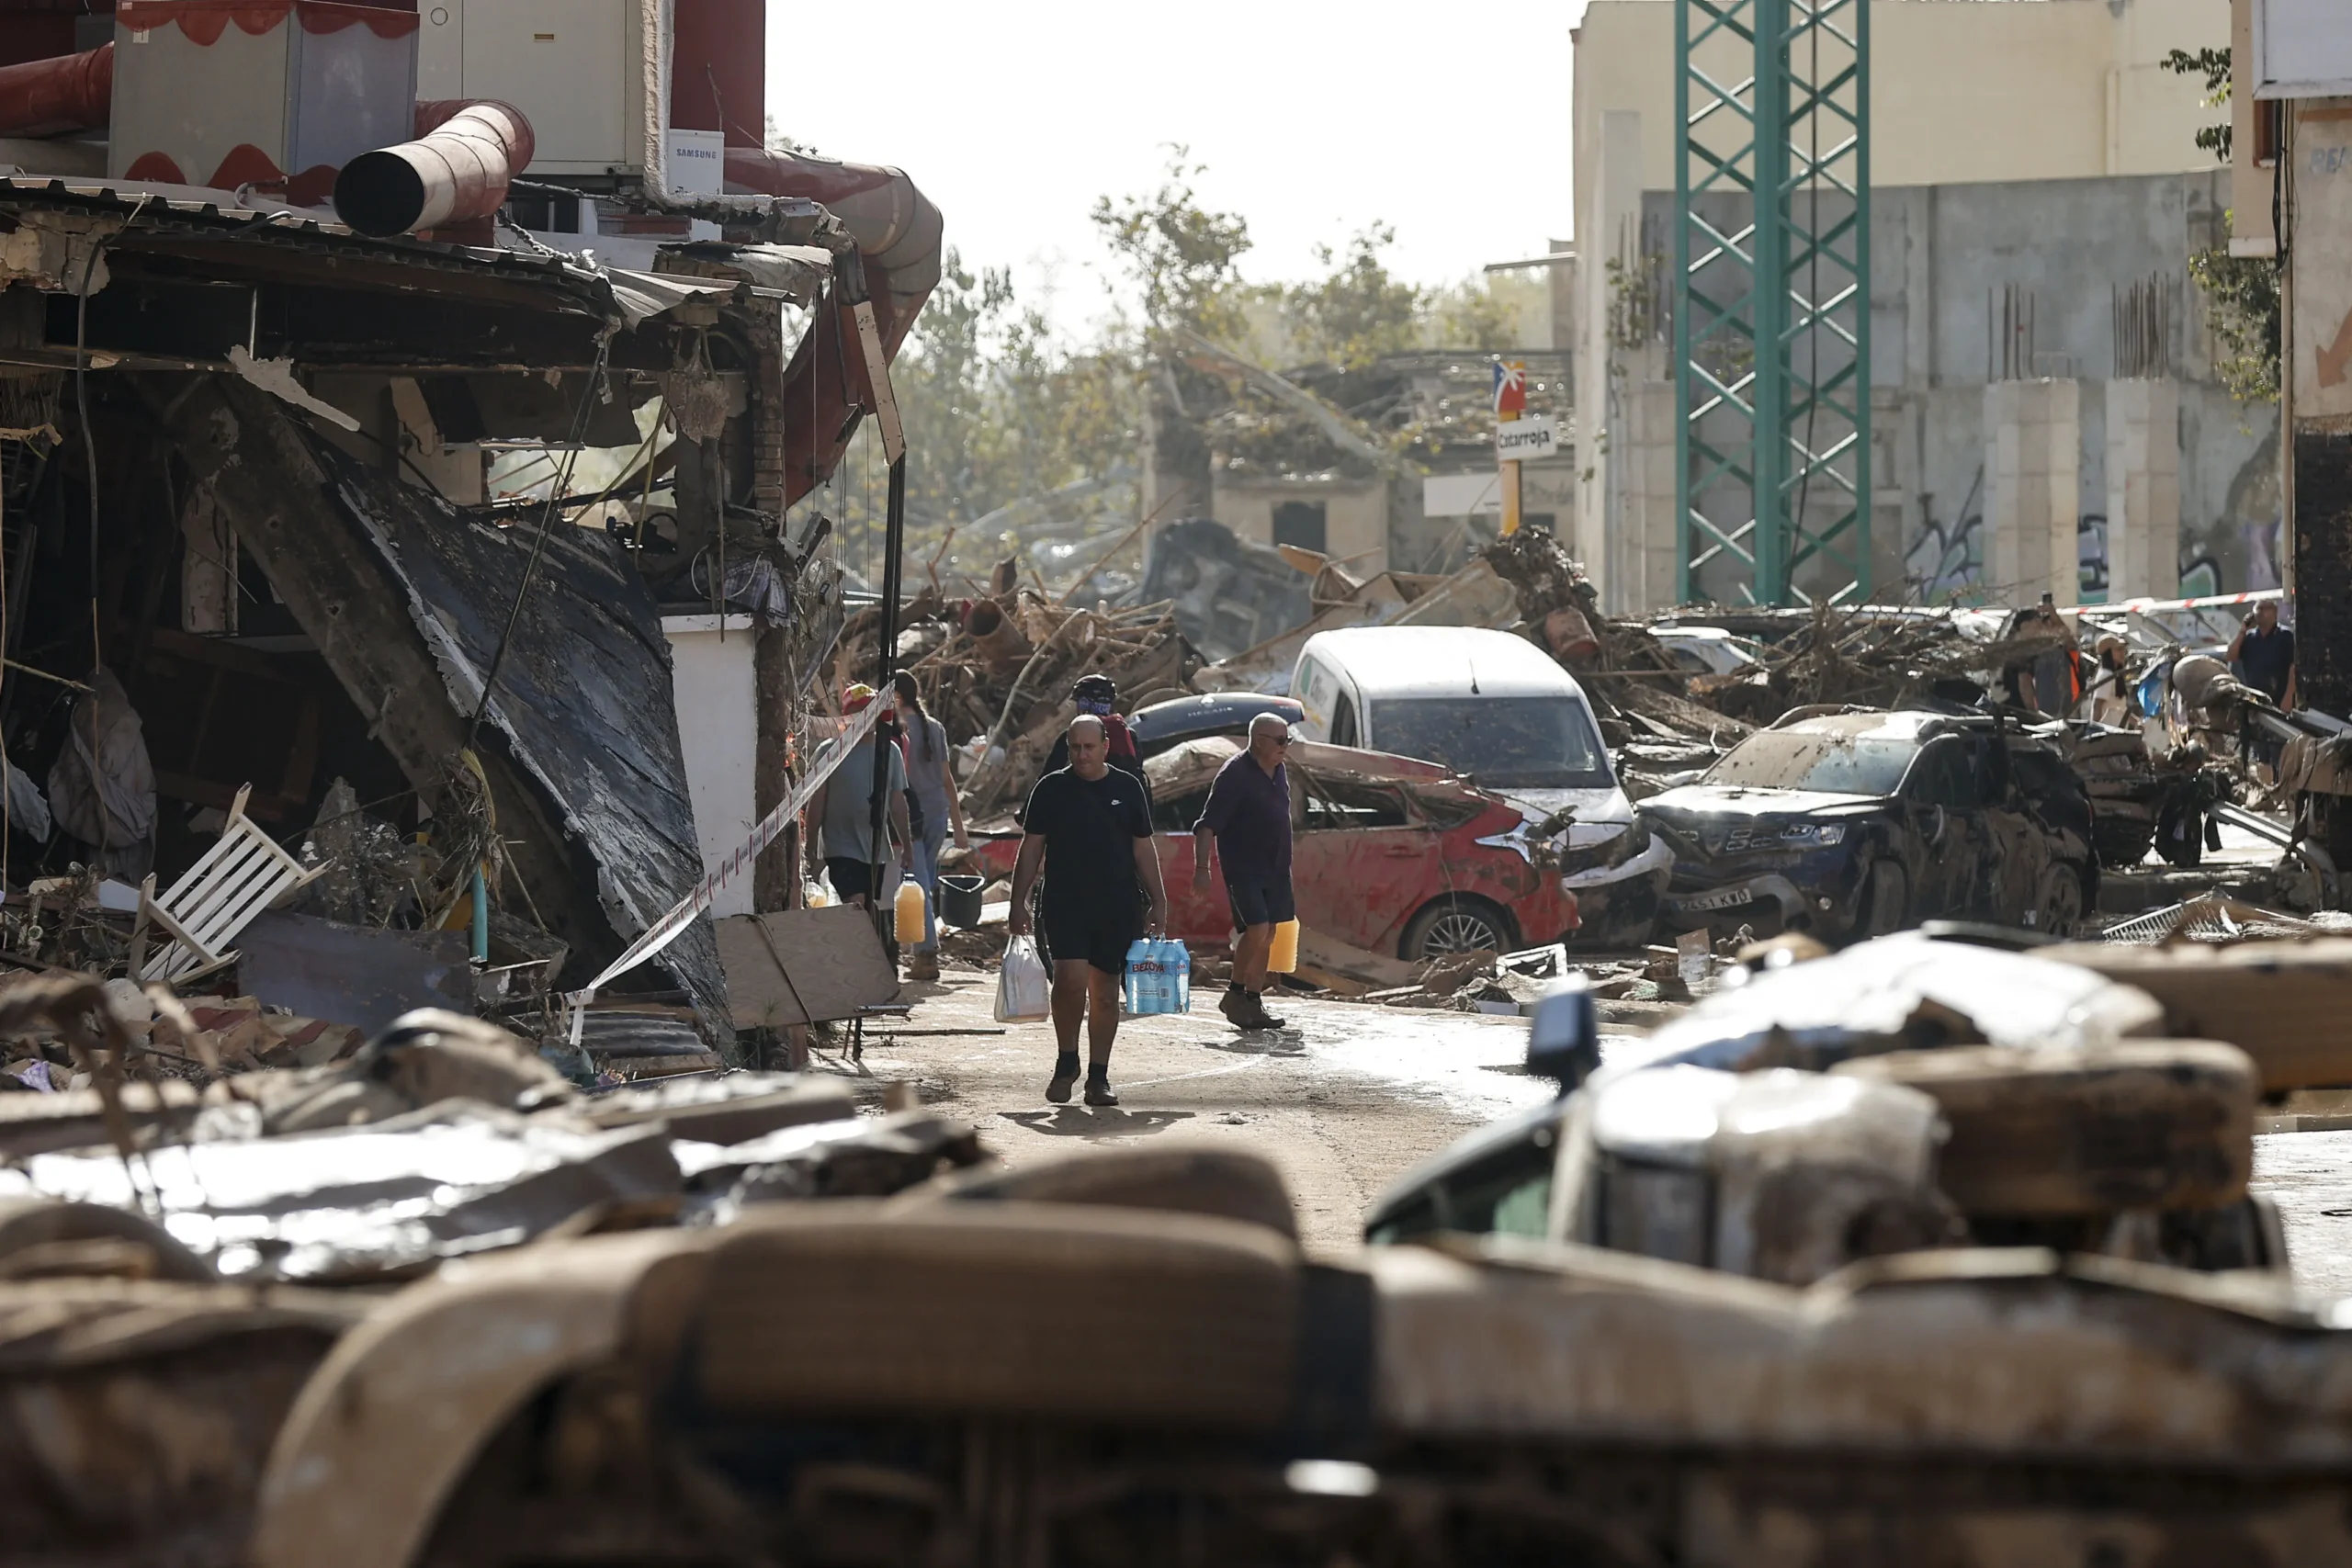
[1678,887,1753,913]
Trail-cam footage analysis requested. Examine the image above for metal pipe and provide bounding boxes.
[0,44,111,139]
[334,100,535,238]
[723,146,942,510]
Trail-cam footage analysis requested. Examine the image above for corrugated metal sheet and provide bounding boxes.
[304,430,729,1037]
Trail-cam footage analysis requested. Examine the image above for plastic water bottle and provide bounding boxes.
[1124,939,1192,1014]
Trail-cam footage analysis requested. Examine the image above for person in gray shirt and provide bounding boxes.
[893,671,968,980]
[804,683,910,908]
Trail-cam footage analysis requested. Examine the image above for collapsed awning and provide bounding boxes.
[147,374,727,1036]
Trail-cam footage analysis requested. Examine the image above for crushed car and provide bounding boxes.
[1364,929,2284,1281]
[1290,626,1671,945]
[1640,708,2098,940]
[1144,737,1580,958]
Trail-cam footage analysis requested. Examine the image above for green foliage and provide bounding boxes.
[822,152,1560,581]
[1091,146,1256,347]
[1426,276,1523,352]
[1284,224,1425,369]
[2160,46,2233,164]
[2152,48,2278,405]
[2190,214,2281,406]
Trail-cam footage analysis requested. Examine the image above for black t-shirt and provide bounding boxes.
[2240,624,2296,703]
[1021,766,1152,919]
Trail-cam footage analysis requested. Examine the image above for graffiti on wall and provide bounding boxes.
[1902,464,2278,605]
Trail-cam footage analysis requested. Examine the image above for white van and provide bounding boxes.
[1290,626,1670,943]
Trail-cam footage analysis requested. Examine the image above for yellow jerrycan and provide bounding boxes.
[894,877,927,944]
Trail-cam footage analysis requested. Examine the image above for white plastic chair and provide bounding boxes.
[131,784,328,984]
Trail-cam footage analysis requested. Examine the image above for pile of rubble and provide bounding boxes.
[829,581,1198,816]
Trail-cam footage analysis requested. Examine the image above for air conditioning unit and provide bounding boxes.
[416,0,656,183]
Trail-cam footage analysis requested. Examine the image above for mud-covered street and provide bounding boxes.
[827,962,1557,1252]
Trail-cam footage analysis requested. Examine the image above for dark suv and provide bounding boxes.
[1639,708,2098,940]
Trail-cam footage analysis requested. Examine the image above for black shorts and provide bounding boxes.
[825,857,877,902]
[1226,873,1295,930]
[1042,903,1141,976]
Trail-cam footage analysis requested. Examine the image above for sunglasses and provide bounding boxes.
[1261,732,1293,746]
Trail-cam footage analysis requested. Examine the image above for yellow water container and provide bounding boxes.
[894,878,928,943]
[1268,919,1300,974]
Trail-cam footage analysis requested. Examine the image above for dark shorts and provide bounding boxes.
[1042,901,1141,976]
[1226,873,1295,930]
[825,857,876,903]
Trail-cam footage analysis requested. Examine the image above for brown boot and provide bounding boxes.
[1236,992,1286,1031]
[905,952,941,982]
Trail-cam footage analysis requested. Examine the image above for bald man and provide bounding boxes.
[1193,712,1295,1031]
[1009,715,1170,1106]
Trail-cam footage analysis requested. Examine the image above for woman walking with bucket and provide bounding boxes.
[893,671,967,981]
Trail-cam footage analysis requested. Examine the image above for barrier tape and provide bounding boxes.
[566,695,888,1043]
[2064,588,2285,615]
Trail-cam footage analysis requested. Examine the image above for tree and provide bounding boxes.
[1091,146,1256,348]
[2161,45,2278,405]
[1284,224,1424,369]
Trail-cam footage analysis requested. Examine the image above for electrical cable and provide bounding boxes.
[465,330,614,750]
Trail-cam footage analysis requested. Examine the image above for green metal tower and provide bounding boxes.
[1674,0,1870,606]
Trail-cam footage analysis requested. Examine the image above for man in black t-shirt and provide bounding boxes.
[2231,600,2298,708]
[1009,716,1170,1108]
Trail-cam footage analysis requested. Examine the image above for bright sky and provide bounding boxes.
[768,0,1591,330]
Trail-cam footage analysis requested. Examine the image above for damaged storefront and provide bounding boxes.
[0,0,941,1059]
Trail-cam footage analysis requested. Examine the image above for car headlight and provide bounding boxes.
[1782,822,1845,847]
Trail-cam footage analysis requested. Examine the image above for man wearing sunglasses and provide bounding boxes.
[1193,712,1296,1032]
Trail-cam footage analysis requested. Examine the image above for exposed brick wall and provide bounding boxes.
[741,305,788,516]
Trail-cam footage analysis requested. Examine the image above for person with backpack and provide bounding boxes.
[804,683,910,909]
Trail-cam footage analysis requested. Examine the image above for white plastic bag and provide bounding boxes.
[1122,938,1192,1016]
[995,934,1052,1022]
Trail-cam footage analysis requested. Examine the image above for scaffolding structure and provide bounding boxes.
[1674,0,1871,605]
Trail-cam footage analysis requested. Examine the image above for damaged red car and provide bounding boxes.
[965,738,1578,958]
[1148,738,1578,957]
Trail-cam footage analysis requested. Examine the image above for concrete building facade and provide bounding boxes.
[1571,0,2272,612]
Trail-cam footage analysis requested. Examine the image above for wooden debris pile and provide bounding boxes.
[825,585,1202,814]
[1476,533,1752,781]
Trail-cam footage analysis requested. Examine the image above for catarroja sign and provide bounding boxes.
[1494,416,1558,462]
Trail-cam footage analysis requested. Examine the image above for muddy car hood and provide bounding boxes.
[1641,784,1887,820]
[1505,784,1636,845]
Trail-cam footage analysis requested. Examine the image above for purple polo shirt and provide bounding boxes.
[1195,750,1291,880]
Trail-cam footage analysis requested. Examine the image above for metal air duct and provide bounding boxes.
[334,99,534,238]
[0,42,111,139]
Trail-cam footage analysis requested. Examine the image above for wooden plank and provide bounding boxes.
[716,906,899,1029]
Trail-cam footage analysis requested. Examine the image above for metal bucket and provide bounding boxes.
[939,873,986,929]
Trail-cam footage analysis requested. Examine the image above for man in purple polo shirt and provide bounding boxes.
[1193,712,1295,1032]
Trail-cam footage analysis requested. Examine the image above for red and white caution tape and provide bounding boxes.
[2065,587,2285,616]
[566,695,887,1043]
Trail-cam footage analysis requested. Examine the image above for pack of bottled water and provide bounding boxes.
[1122,938,1193,1015]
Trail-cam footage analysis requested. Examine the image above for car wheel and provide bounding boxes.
[1401,897,1514,961]
[2037,863,2086,939]
[1860,861,1908,937]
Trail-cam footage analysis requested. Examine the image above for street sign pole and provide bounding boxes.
[1495,358,1526,536]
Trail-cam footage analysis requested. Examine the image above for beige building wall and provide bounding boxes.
[1211,477,1389,574]
[1573,0,2229,216]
